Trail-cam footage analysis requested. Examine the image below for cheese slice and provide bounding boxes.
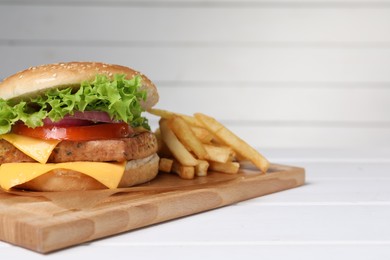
[0,161,126,190]
[1,133,61,164]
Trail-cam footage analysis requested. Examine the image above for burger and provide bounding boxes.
[0,62,159,191]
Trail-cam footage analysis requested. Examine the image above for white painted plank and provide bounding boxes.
[91,204,390,242]
[154,85,390,122]
[263,148,390,163]
[2,243,390,260]
[1,6,390,43]
[246,176,390,204]
[1,46,390,82]
[3,0,390,3]
[270,159,390,173]
[4,0,390,3]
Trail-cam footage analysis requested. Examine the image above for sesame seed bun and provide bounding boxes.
[0,62,160,191]
[0,61,159,110]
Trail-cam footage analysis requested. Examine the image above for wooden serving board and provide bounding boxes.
[0,163,305,253]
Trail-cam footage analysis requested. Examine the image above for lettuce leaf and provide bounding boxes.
[0,74,149,135]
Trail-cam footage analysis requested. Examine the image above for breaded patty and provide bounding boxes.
[0,132,158,163]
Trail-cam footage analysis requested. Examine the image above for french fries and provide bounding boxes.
[171,160,195,179]
[195,160,209,177]
[149,109,270,180]
[168,116,209,160]
[203,144,233,163]
[209,161,240,175]
[159,158,173,172]
[194,113,270,173]
[148,108,203,127]
[159,119,198,166]
[148,108,175,119]
[191,126,213,143]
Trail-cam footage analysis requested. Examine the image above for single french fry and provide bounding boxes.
[147,108,175,119]
[159,158,173,172]
[233,151,246,162]
[180,114,203,127]
[169,116,209,160]
[209,161,240,174]
[159,119,198,166]
[191,126,213,143]
[203,144,233,163]
[172,160,195,179]
[195,160,209,177]
[194,113,270,173]
[148,108,203,127]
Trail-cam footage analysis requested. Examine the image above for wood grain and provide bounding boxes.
[0,163,304,253]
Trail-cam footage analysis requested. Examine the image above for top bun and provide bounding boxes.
[0,62,159,110]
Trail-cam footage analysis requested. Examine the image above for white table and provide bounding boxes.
[2,148,390,259]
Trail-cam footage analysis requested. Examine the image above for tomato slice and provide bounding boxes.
[11,122,133,141]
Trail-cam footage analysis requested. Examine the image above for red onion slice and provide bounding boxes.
[71,111,114,123]
[42,117,92,127]
[43,111,117,127]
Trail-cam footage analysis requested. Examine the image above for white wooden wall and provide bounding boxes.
[1,0,390,149]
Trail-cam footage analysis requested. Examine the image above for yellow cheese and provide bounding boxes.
[1,133,60,164]
[0,161,126,190]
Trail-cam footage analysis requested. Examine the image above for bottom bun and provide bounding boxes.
[16,153,159,191]
[119,153,159,188]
